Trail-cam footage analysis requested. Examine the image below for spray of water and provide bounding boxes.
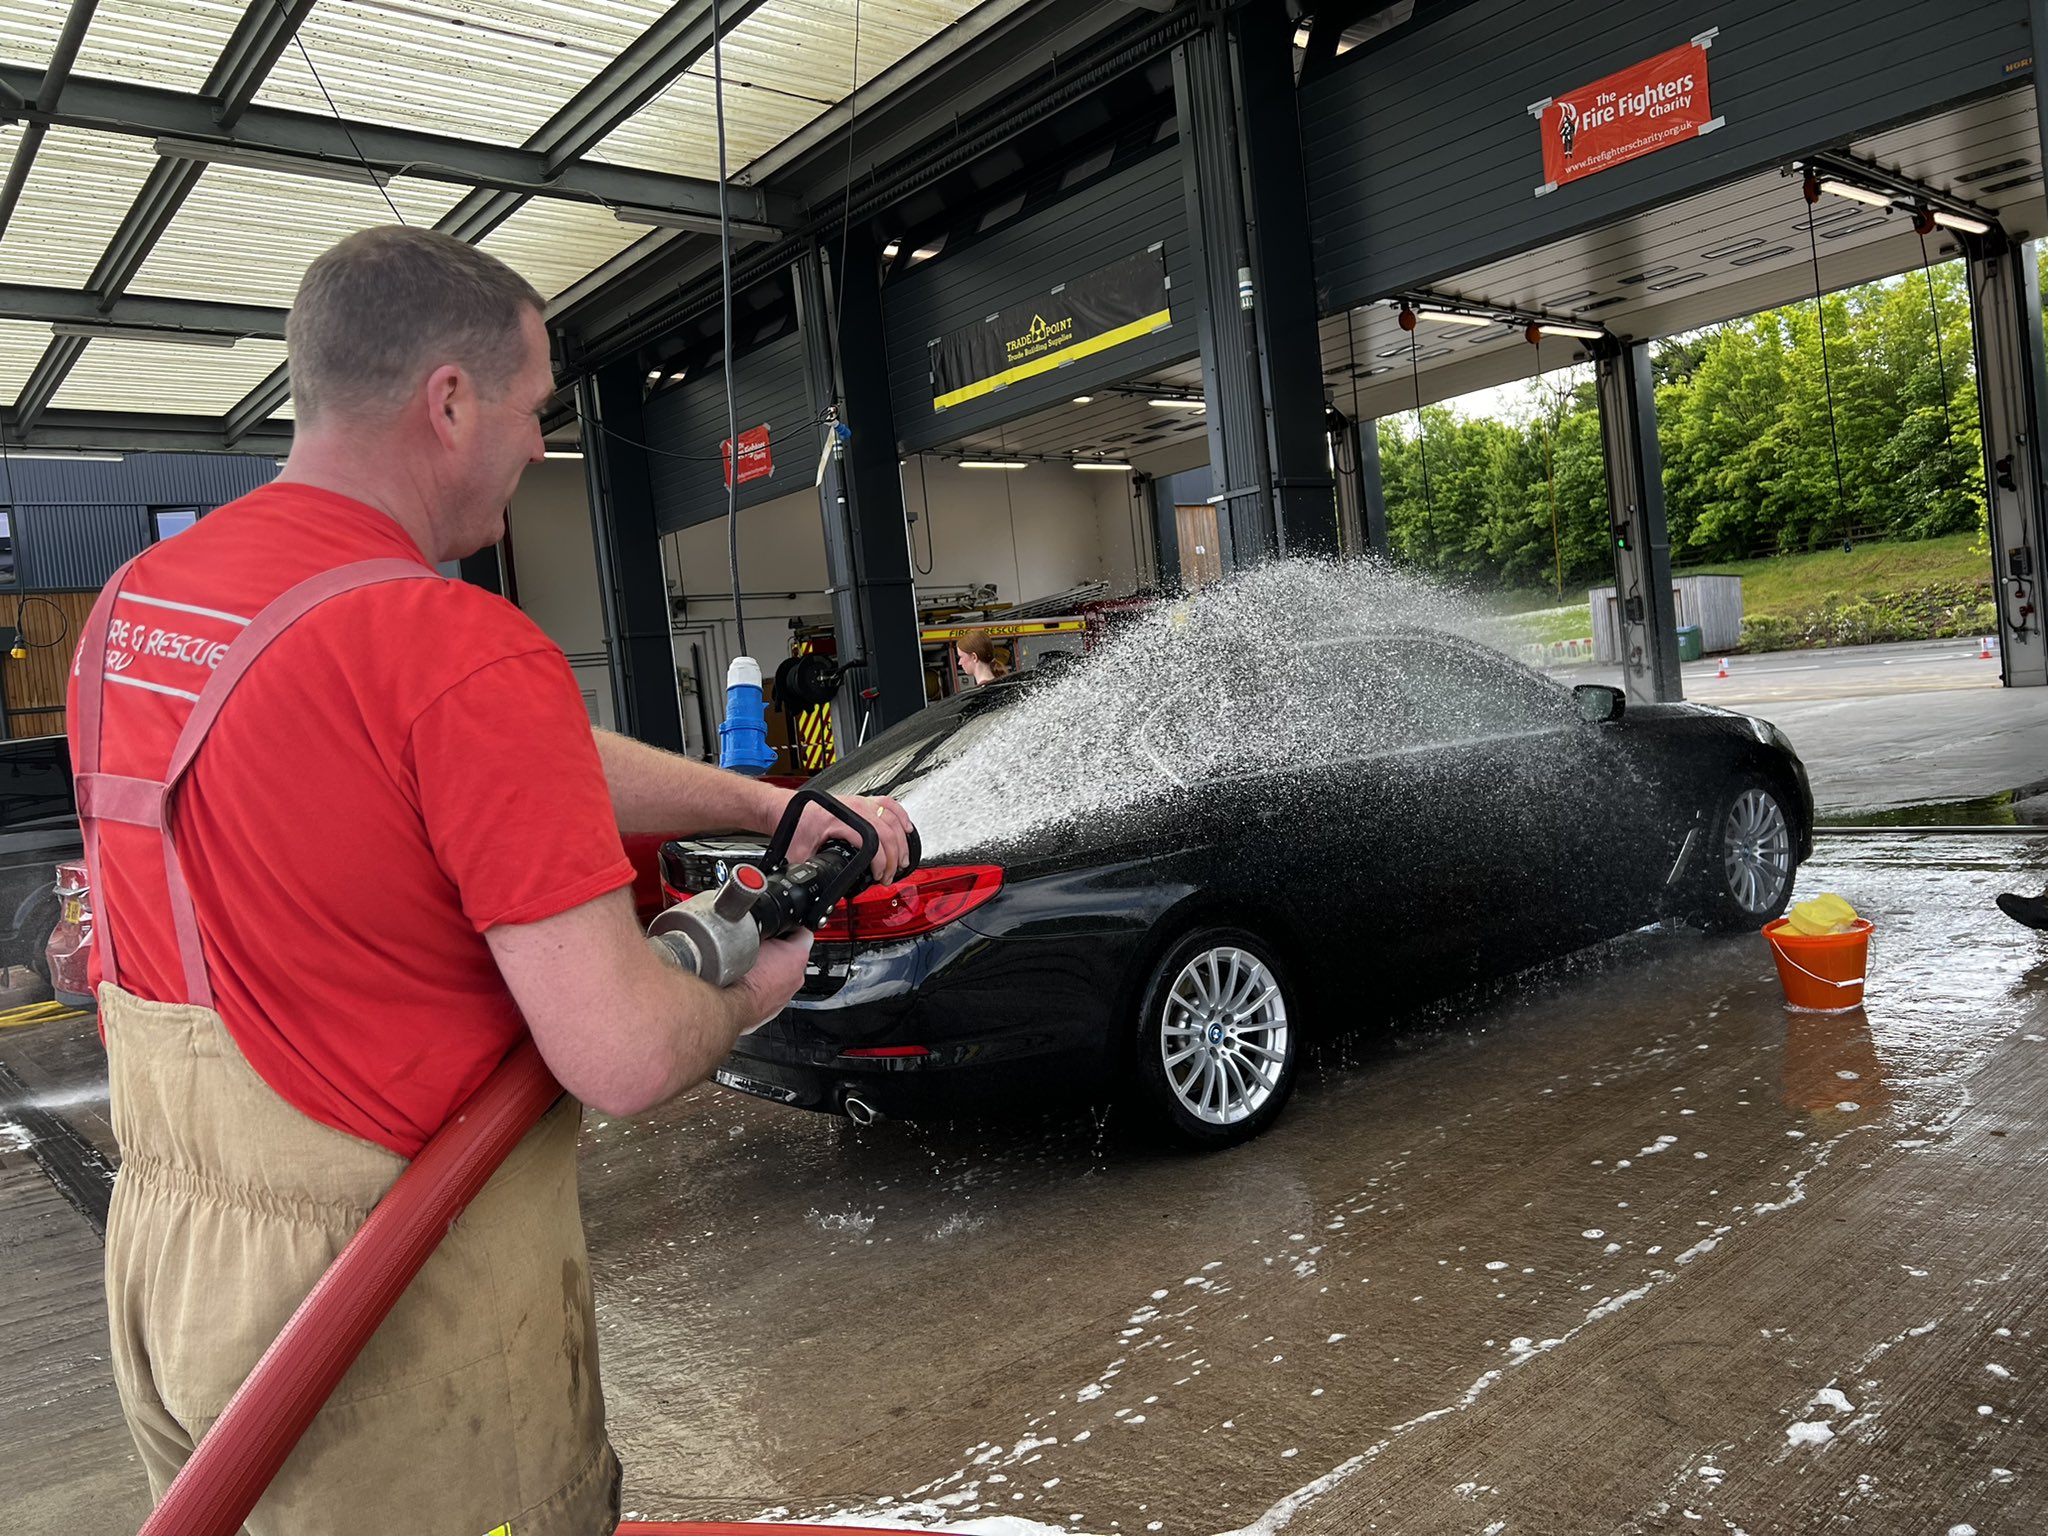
[891,558,1581,858]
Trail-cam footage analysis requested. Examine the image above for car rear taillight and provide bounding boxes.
[815,865,1004,943]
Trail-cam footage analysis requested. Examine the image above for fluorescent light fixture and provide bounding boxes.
[911,246,942,261]
[0,450,124,462]
[1071,395,1093,404]
[1933,210,1992,235]
[544,450,584,460]
[667,370,687,382]
[645,370,662,383]
[1817,179,1891,208]
[883,240,902,259]
[1148,398,1207,410]
[1416,308,1497,327]
[50,321,238,348]
[613,208,781,242]
[153,136,392,187]
[1072,460,1134,471]
[1536,322,1605,340]
[958,459,1028,470]
[1293,26,1312,48]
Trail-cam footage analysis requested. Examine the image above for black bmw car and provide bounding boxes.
[663,628,1814,1148]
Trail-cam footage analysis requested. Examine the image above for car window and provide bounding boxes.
[1376,638,1575,743]
[1137,639,1425,785]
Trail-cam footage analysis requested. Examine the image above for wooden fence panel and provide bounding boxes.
[2,591,98,741]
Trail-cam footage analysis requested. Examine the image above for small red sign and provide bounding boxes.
[722,424,773,487]
[1535,39,1717,195]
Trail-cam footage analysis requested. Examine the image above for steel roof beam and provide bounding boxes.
[0,0,102,241]
[0,68,796,228]
[222,367,292,447]
[0,283,287,337]
[4,407,292,457]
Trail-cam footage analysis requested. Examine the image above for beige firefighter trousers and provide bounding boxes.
[101,982,621,1535]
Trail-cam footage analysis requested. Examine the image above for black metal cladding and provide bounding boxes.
[644,329,812,534]
[0,451,275,510]
[885,148,1195,454]
[1300,0,2032,308]
[0,452,277,589]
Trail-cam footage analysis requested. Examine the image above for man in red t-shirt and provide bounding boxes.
[76,227,912,1536]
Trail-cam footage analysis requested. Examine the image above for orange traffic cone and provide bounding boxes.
[1716,655,1729,679]
[1980,635,1995,660]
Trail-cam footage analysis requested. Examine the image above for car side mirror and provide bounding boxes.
[1574,684,1626,724]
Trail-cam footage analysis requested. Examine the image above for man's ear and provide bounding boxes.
[424,364,465,451]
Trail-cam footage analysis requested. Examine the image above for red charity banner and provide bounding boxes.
[723,424,774,487]
[1538,41,1714,192]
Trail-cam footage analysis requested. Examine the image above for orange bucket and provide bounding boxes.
[1762,917,1872,1012]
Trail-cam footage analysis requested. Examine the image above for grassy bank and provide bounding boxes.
[1490,534,1995,652]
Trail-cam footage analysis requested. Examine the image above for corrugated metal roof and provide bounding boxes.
[254,0,667,147]
[0,0,1007,429]
[0,127,160,288]
[48,336,293,414]
[73,0,245,91]
[593,0,981,178]
[480,197,656,300]
[132,163,467,307]
[0,318,51,403]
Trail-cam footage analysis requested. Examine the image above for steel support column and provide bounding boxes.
[579,363,684,749]
[1967,235,2048,686]
[796,237,924,739]
[1173,2,1335,569]
[1357,417,1390,557]
[1596,339,1681,704]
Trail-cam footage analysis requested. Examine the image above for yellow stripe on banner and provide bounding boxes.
[933,310,1173,411]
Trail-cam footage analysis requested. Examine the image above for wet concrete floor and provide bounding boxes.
[5,832,2045,1535]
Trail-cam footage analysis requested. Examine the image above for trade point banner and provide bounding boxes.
[1530,33,1723,196]
[930,247,1171,411]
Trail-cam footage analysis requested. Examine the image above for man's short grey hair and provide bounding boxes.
[288,227,546,423]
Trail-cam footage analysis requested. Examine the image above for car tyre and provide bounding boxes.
[1695,776,1797,931]
[1132,927,1298,1150]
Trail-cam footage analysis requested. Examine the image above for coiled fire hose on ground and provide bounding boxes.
[138,792,917,1536]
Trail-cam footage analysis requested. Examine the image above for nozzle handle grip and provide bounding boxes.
[761,788,887,922]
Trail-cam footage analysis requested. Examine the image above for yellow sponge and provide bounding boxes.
[1785,892,1859,936]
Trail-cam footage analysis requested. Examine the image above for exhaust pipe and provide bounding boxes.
[842,1093,882,1127]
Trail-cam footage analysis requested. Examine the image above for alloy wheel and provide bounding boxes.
[1159,946,1290,1126]
[1723,787,1792,915]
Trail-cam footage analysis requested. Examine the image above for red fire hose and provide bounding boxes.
[136,1038,926,1536]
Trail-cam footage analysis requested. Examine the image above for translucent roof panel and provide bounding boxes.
[131,169,467,308]
[72,0,247,92]
[49,336,292,416]
[592,0,980,178]
[0,127,161,289]
[479,198,652,300]
[0,318,51,404]
[254,0,667,148]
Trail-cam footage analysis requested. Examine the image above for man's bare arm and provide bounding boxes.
[487,886,811,1117]
[591,727,915,881]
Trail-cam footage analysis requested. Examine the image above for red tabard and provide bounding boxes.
[68,484,635,1157]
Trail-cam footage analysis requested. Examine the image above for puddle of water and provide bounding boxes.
[1822,780,2048,829]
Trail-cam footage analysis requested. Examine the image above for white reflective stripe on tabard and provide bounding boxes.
[118,592,254,627]
[106,676,203,703]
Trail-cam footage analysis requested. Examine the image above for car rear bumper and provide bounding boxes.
[713,926,1140,1121]
[719,1020,1105,1120]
